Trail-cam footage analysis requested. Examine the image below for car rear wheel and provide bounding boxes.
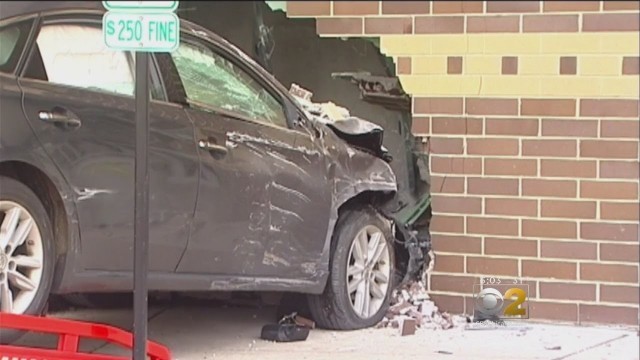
[0,176,55,344]
[308,207,395,330]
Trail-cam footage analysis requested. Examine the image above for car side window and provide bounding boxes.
[0,20,33,74]
[171,41,287,128]
[24,24,134,96]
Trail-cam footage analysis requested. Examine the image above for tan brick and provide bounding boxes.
[414,97,463,115]
[583,14,640,32]
[432,195,482,214]
[600,161,640,180]
[581,263,638,283]
[530,301,577,322]
[398,57,412,75]
[381,1,430,14]
[432,234,482,254]
[468,177,519,196]
[333,1,379,15]
[365,17,412,34]
[523,260,577,280]
[580,305,639,325]
[430,274,477,293]
[467,216,519,236]
[429,294,465,313]
[600,243,640,262]
[466,98,519,116]
[287,1,331,16]
[541,119,598,138]
[524,15,579,32]
[485,198,537,217]
[541,200,596,219]
[432,175,465,194]
[544,1,600,12]
[523,139,577,157]
[432,1,483,13]
[601,202,640,221]
[580,140,638,159]
[411,116,429,134]
[580,99,639,118]
[485,237,538,257]
[316,18,363,35]
[430,137,464,155]
[604,1,640,10]
[622,56,639,75]
[484,158,537,176]
[415,16,464,34]
[433,254,464,273]
[580,180,638,200]
[541,160,597,178]
[486,118,538,136]
[581,222,639,242]
[541,240,597,260]
[601,120,640,139]
[487,1,540,13]
[432,117,483,135]
[431,157,482,175]
[467,16,520,33]
[522,179,577,198]
[521,99,576,117]
[600,285,640,304]
[430,214,464,233]
[522,219,577,239]
[467,256,519,276]
[539,282,596,301]
[467,138,519,156]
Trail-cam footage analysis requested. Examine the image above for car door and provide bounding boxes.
[17,18,199,273]
[168,36,332,279]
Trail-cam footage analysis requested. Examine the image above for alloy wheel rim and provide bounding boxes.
[346,225,391,319]
[0,201,44,314]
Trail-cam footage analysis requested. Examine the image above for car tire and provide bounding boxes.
[0,176,55,344]
[307,207,395,330]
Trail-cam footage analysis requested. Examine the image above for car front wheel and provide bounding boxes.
[308,207,395,330]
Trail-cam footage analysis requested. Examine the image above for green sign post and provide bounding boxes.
[102,2,179,360]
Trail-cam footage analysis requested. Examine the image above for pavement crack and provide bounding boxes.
[550,333,630,360]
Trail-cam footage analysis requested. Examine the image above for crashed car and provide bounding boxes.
[0,1,431,336]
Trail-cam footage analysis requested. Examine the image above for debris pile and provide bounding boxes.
[289,83,351,123]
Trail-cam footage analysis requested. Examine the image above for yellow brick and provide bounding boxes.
[520,56,558,75]
[430,35,468,55]
[381,35,430,56]
[601,77,640,98]
[580,56,622,76]
[600,33,640,54]
[400,75,481,96]
[480,76,541,96]
[540,33,602,54]
[467,34,485,54]
[539,77,602,97]
[483,34,541,54]
[465,56,501,75]
[413,56,448,75]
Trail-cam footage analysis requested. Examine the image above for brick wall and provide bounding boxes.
[284,1,640,326]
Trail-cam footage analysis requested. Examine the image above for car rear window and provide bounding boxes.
[0,20,32,73]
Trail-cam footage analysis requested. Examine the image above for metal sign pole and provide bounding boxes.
[133,51,150,360]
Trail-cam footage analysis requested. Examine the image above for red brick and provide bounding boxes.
[521,99,576,117]
[486,118,538,136]
[523,260,577,280]
[432,116,483,135]
[485,237,538,257]
[601,120,640,139]
[484,158,537,176]
[601,202,640,221]
[523,139,577,157]
[522,179,577,198]
[411,116,429,134]
[467,257,519,276]
[468,177,519,196]
[604,1,640,10]
[432,1,483,13]
[429,294,465,313]
[583,13,640,31]
[581,222,638,242]
[544,1,600,12]
[540,240,597,260]
[541,119,598,137]
[524,15,579,32]
[467,16,520,33]
[580,180,638,200]
[447,56,463,74]
[530,301,578,322]
[580,305,639,325]
[431,156,482,175]
[539,282,596,301]
[467,138,519,156]
[522,219,577,239]
[580,140,638,159]
[432,234,482,254]
[287,1,331,16]
[414,97,463,115]
[582,263,638,283]
[541,159,597,178]
[397,57,412,75]
[580,99,639,118]
[415,16,464,34]
[501,56,518,75]
[365,17,412,34]
[333,1,379,15]
[430,274,477,293]
[467,216,519,236]
[381,1,430,14]
[485,198,537,217]
[487,1,540,13]
[622,56,639,75]
[432,195,482,214]
[541,200,596,219]
[466,98,518,115]
[599,160,639,179]
[600,285,640,304]
[600,243,640,262]
[430,214,465,233]
[560,56,577,75]
[429,137,464,154]
[316,18,363,35]
[433,254,464,273]
[432,175,465,194]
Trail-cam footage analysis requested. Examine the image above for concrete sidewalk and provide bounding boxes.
[17,303,639,360]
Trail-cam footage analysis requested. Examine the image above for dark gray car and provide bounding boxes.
[0,2,431,337]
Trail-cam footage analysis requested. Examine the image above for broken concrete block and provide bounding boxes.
[400,318,417,336]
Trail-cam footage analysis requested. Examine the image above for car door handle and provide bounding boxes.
[38,107,82,129]
[198,140,228,157]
